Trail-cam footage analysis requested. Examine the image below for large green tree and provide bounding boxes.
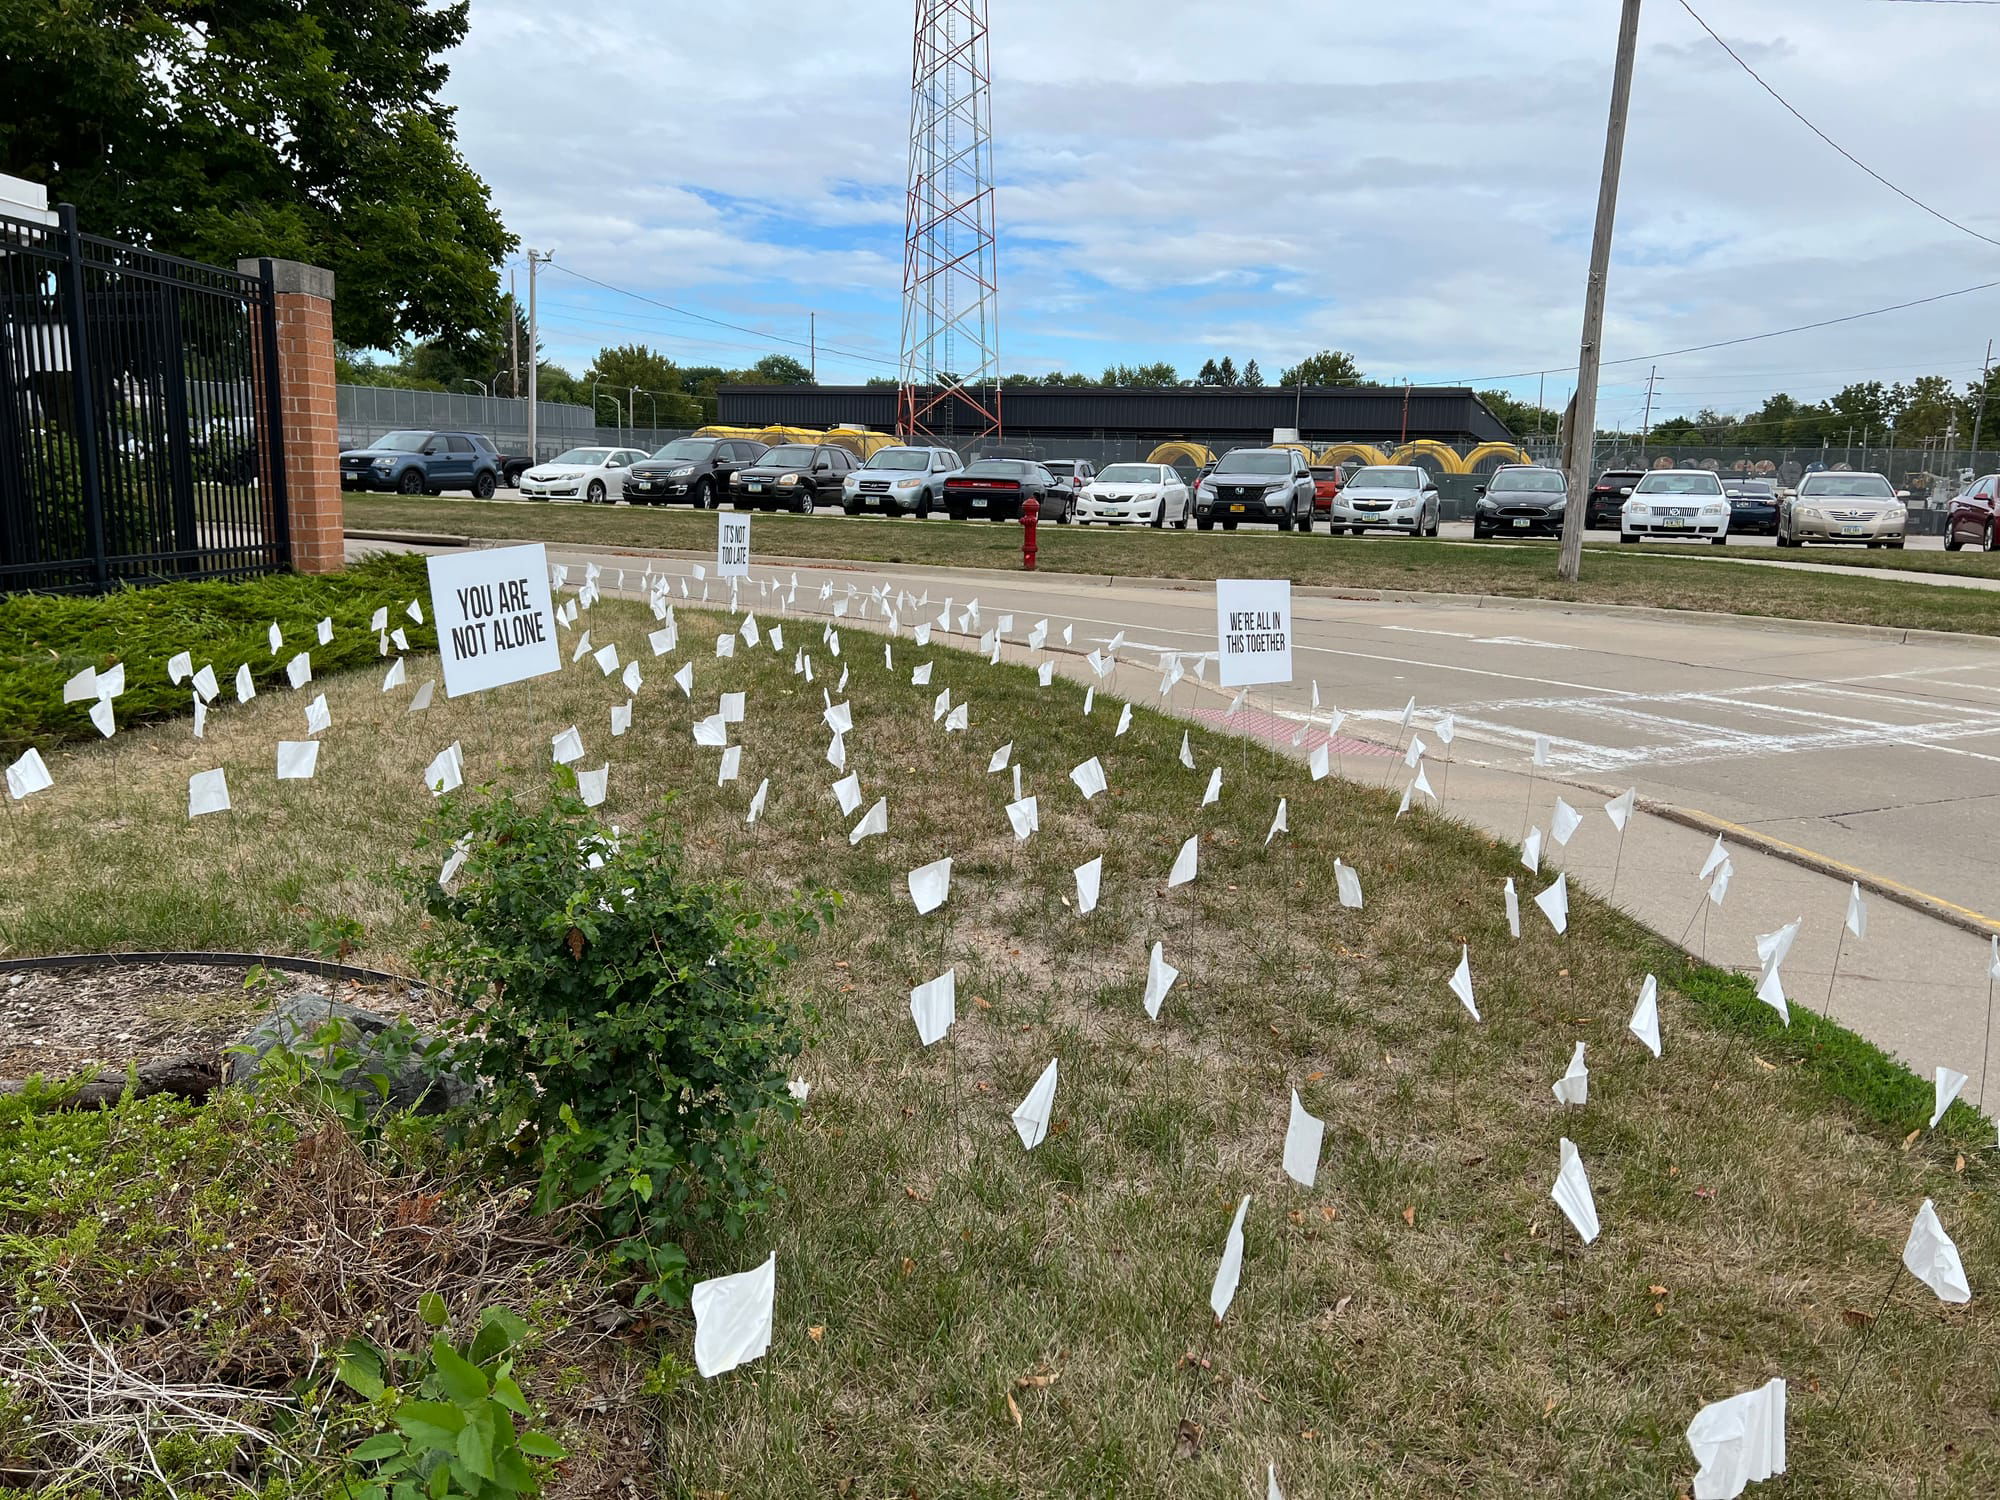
[1277,349,1365,387]
[0,0,514,350]
[581,345,702,428]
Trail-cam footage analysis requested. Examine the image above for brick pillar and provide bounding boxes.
[239,258,343,573]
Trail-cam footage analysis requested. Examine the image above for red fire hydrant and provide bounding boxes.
[1020,495,1040,571]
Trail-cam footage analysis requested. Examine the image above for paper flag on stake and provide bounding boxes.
[1005,795,1039,841]
[1062,624,1074,645]
[693,714,728,747]
[167,651,192,685]
[1606,788,1635,831]
[1083,686,1094,716]
[1535,873,1569,935]
[382,657,407,692]
[188,768,230,817]
[1552,1041,1589,1105]
[1202,767,1221,807]
[1116,702,1132,737]
[1551,1137,1600,1244]
[1071,757,1107,800]
[611,701,633,737]
[717,746,741,786]
[1449,945,1480,1021]
[1037,660,1053,688]
[649,626,675,656]
[910,968,956,1046]
[1845,882,1867,941]
[1073,856,1101,915]
[945,702,968,732]
[304,693,330,736]
[1178,732,1195,771]
[94,663,124,699]
[1757,918,1801,971]
[1308,744,1329,781]
[62,666,98,703]
[1012,764,1022,801]
[1931,1065,1968,1128]
[715,634,736,659]
[1902,1199,1971,1303]
[267,622,282,655]
[286,652,311,690]
[746,778,769,824]
[1143,941,1179,1019]
[234,663,254,703]
[908,856,952,915]
[673,662,694,697]
[88,699,114,738]
[1404,735,1427,769]
[1700,834,1729,881]
[1707,858,1732,906]
[1268,1464,1284,1500]
[192,695,206,738]
[390,628,409,653]
[572,631,594,664]
[1209,1194,1251,1321]
[849,797,887,844]
[1265,798,1288,847]
[1990,935,2000,982]
[1334,859,1363,909]
[406,598,423,625]
[1411,762,1435,802]
[316,616,333,646]
[720,691,746,725]
[1167,834,1198,888]
[932,688,951,723]
[825,733,846,770]
[1550,797,1582,846]
[831,774,862,816]
[1435,713,1455,746]
[740,614,760,647]
[1533,734,1550,768]
[551,727,584,764]
[1630,975,1662,1057]
[7,748,53,800]
[574,764,608,808]
[370,605,389,632]
[1521,826,1543,875]
[690,1254,775,1379]
[1283,1090,1323,1187]
[622,660,642,695]
[1504,877,1520,938]
[408,679,435,713]
[1686,1378,1786,1500]
[1011,1059,1059,1150]
[276,741,318,780]
[190,664,218,703]
[1398,696,1416,733]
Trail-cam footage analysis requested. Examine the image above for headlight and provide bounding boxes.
[1700,503,1727,517]
[1801,507,1824,520]
[1887,506,1907,523]
[373,458,393,470]
[777,473,799,486]
[893,478,922,489]
[668,465,694,478]
[1264,485,1287,498]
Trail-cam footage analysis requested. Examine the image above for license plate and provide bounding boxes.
[746,482,763,493]
[1230,504,1245,513]
[971,497,987,508]
[1512,517,1530,528]
[1840,524,1866,535]
[1659,517,1690,528]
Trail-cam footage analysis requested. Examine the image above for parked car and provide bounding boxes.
[1039,458,1096,515]
[497,451,534,488]
[1619,469,1730,544]
[620,437,767,507]
[1193,448,1316,531]
[1328,464,1440,536]
[1075,462,1191,528]
[1778,471,1906,548]
[1944,473,2000,552]
[1308,464,1343,520]
[1472,465,1566,538]
[517,446,650,503]
[1724,477,1780,536]
[943,458,1061,521]
[1587,468,1647,529]
[339,429,502,497]
[730,442,856,512]
[841,445,962,516]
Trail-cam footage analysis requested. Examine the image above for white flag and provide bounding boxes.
[1605,788,1635,832]
[932,687,952,723]
[1550,1137,1599,1244]
[1932,1065,1968,1128]
[1755,961,1789,1024]
[693,713,728,747]
[849,797,888,844]
[1686,1379,1786,1500]
[1178,732,1195,771]
[316,616,333,646]
[1404,735,1427,770]
[1902,1199,1971,1304]
[233,663,254,703]
[1201,766,1222,807]
[691,1254,776,1379]
[94,662,124,699]
[552,726,584,764]
[88,698,115,738]
[286,651,311,690]
[187,767,231,818]
[1265,798,1288,847]
[1629,975,1661,1058]
[191,695,205,739]
[1070,757,1107,800]
[825,732,847,770]
[191,663,218,703]
[649,625,676,656]
[408,679,435,713]
[1116,702,1132,737]
[1504,877,1520,938]
[908,856,952,915]
[1521,826,1542,875]
[61,665,97,703]
[1209,1194,1252,1321]
[1011,1059,1060,1151]
[390,628,409,653]
[824,700,852,735]
[1707,858,1732,907]
[611,701,633,737]
[1448,944,1480,1022]
[1142,941,1179,1019]
[370,605,389,631]
[167,650,192,684]
[1756,918,1801,971]
[1533,734,1550,768]
[1073,856,1102,916]
[1550,797,1582,847]
[720,691,746,725]
[1082,686,1094,716]
[1308,744,1329,781]
[1334,859,1363,910]
[382,657,407,692]
[1699,834,1728,881]
[910,968,956,1046]
[740,613,760,647]
[945,702,968,733]
[746,778,769,825]
[267,621,282,655]
[716,746,741,786]
[1535,873,1569,935]
[5,747,52,801]
[1005,795,1039,841]
[622,660,642,695]
[1845,882,1867,941]
[1551,1041,1589,1105]
[1037,660,1054,688]
[577,764,609,807]
[831,773,862,816]
[406,598,424,624]
[303,693,330,736]
[1282,1090,1323,1188]
[1012,763,1022,801]
[673,662,694,697]
[1167,834,1198,888]
[1268,1464,1284,1500]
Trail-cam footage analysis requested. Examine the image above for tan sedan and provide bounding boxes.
[1777,472,1907,549]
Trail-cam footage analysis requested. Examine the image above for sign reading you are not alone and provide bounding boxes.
[426,542,562,697]
[1214,578,1293,687]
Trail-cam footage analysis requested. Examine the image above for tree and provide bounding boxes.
[737,353,815,386]
[1277,350,1365,387]
[1197,359,1221,386]
[1892,374,1962,441]
[582,345,701,428]
[1477,389,1561,438]
[1242,359,1264,388]
[1216,356,1239,387]
[1,0,516,351]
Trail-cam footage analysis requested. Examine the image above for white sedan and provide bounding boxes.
[518,447,650,504]
[1074,463,1192,528]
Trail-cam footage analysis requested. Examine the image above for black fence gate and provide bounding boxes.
[0,204,290,593]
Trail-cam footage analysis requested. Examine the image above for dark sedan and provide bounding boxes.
[1472,465,1567,538]
[943,459,1061,521]
[1724,478,1780,535]
[1587,468,1646,529]
[728,443,855,512]
[1944,473,1999,552]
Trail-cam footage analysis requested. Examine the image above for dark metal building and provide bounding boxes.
[716,384,1516,446]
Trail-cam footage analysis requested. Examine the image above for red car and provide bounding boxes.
[1945,473,2000,551]
[1309,465,1343,518]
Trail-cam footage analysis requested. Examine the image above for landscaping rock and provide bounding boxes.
[226,991,470,1114]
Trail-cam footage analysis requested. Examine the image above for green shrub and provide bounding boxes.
[0,552,434,756]
[414,779,826,1305]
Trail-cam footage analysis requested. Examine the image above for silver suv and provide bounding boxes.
[841,446,963,517]
[1193,448,1317,532]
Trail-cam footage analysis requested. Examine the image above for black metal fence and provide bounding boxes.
[0,205,289,593]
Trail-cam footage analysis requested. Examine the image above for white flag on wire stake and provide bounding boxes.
[716,746,741,786]
[1630,975,1662,1057]
[1116,702,1132,737]
[1005,796,1039,841]
[849,797,888,844]
[1686,1378,1786,1500]
[1902,1199,1971,1304]
[1550,1137,1599,1244]
[1503,877,1521,938]
[167,651,192,685]
[690,1254,776,1379]
[6,748,52,801]
[1265,798,1288,847]
[907,856,952,915]
[1142,942,1178,1019]
[1209,1194,1252,1321]
[1535,873,1569,935]
[987,741,1012,774]
[1448,945,1480,1022]
[1845,882,1867,941]
[910,968,956,1046]
[382,657,407,692]
[1071,757,1107,800]
[1011,1059,1059,1151]
[1550,797,1582,846]
[1606,788,1635,831]
[1308,744,1329,781]
[1202,767,1221,807]
[408,679,435,713]
[1700,834,1729,881]
[1282,1090,1323,1188]
[277,741,320,780]
[1931,1065,1968,1128]
[577,765,609,807]
[1551,1042,1589,1105]
[831,774,862,817]
[552,727,585,764]
[746,779,769,825]
[1167,834,1198,888]
[187,768,230,818]
[1073,856,1101,916]
[1179,732,1195,770]
[1521,826,1543,875]
[1333,859,1363,909]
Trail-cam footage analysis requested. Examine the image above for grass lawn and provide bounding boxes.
[345,494,2000,639]
[4,583,1995,1496]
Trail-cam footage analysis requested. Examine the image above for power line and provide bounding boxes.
[1678,0,2000,251]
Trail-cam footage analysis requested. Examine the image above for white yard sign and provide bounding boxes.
[1214,578,1293,687]
[718,513,751,577]
[426,543,561,698]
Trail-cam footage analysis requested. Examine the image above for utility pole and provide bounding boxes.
[1638,364,1658,459]
[1971,338,1993,474]
[526,248,551,461]
[508,267,519,399]
[1558,0,1644,584]
[1400,379,1412,445]
[810,312,817,382]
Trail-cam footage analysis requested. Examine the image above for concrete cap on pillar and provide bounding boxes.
[236,258,336,301]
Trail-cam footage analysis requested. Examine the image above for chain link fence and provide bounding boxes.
[336,386,693,461]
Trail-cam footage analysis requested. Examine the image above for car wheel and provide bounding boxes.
[472,470,496,499]
[1620,533,1640,544]
[1473,524,1490,540]
[796,490,813,514]
[586,480,606,504]
[916,492,933,519]
[1276,513,1293,533]
[397,469,424,495]
[1056,499,1071,524]
[843,503,861,516]
[1223,520,1238,531]
[1945,527,1964,552]
[1173,506,1188,530]
[948,508,967,522]
[692,478,714,509]
[1710,536,1727,546]
[1197,517,1214,531]
[1889,540,1906,550]
[1985,520,1998,553]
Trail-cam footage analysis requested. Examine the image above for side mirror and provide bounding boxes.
[423,440,442,455]
[1618,487,1633,497]
[1474,485,1486,496]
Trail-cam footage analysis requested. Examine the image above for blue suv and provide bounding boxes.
[339,430,502,497]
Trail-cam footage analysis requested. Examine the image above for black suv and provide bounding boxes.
[1586,468,1646,529]
[1193,448,1316,531]
[624,437,769,508]
[730,442,857,512]
[339,430,502,496]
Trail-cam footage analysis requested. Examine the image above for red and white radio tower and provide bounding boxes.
[897,0,1001,445]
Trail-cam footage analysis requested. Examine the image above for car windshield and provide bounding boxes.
[1354,467,1421,490]
[761,446,818,466]
[1215,452,1291,476]
[1097,465,1162,483]
[1729,482,1775,497]
[868,449,931,471]
[374,431,432,453]
[963,461,1031,477]
[1634,472,1724,495]
[1042,461,1079,475]
[550,449,610,466]
[1491,469,1564,493]
[651,439,717,460]
[1800,474,1895,498]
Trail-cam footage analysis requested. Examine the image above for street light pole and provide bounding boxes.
[1971,338,1994,474]
[1557,0,1644,584]
[461,378,488,397]
[526,248,550,461]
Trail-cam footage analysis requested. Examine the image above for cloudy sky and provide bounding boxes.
[441,0,2000,424]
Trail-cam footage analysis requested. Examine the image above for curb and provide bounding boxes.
[347,528,471,547]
